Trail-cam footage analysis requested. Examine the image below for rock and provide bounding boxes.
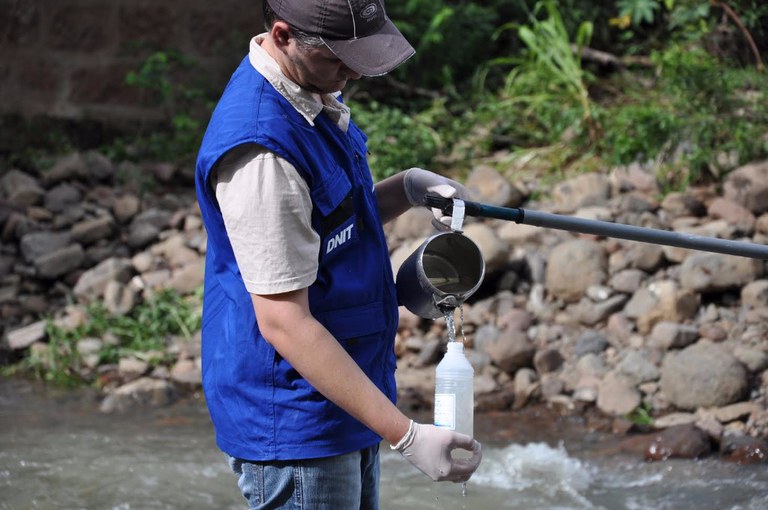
[20,231,71,263]
[73,257,134,300]
[99,377,178,413]
[568,294,628,326]
[610,163,659,195]
[695,416,725,441]
[597,371,641,416]
[706,402,761,424]
[679,253,764,293]
[545,239,607,302]
[462,223,509,272]
[648,321,699,350]
[707,197,756,234]
[652,412,697,429]
[3,320,46,350]
[660,191,706,217]
[626,280,700,335]
[575,331,609,357]
[733,347,768,373]
[576,353,609,378]
[644,424,711,461]
[698,322,729,342]
[34,243,85,279]
[720,435,768,465]
[415,338,443,368]
[465,164,524,207]
[540,373,565,400]
[43,153,89,184]
[167,259,205,295]
[390,238,423,278]
[44,183,83,213]
[127,208,172,248]
[722,160,768,214]
[497,221,541,245]
[606,313,633,344]
[84,151,115,181]
[150,234,199,268]
[70,216,116,245]
[118,357,149,383]
[533,348,564,374]
[741,280,768,307]
[552,172,611,213]
[615,349,660,386]
[76,337,103,369]
[573,376,599,402]
[170,358,202,386]
[474,372,499,395]
[660,342,749,410]
[513,367,539,409]
[495,308,533,332]
[757,213,768,234]
[0,169,44,207]
[112,194,142,224]
[478,328,535,374]
[609,242,665,273]
[398,307,421,331]
[103,280,138,315]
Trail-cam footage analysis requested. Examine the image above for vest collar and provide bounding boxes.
[249,35,350,132]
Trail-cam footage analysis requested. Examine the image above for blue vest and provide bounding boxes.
[195,57,399,461]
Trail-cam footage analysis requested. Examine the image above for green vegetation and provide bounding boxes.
[3,0,767,387]
[2,289,201,387]
[106,50,215,166]
[60,0,764,190]
[626,403,655,427]
[354,0,768,188]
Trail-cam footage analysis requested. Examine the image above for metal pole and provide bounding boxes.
[424,194,768,260]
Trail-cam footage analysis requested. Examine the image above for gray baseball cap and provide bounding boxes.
[266,0,415,77]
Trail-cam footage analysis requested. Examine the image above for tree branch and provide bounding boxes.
[711,0,764,71]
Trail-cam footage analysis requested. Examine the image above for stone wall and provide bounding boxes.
[0,0,263,124]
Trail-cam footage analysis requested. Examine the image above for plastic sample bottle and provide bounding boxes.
[434,341,474,451]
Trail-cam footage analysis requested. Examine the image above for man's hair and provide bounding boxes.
[262,1,325,49]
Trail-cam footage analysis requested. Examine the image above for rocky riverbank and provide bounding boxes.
[2,153,767,464]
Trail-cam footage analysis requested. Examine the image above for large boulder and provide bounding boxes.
[722,160,768,214]
[660,342,749,410]
[545,239,607,302]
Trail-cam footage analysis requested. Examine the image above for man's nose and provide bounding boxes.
[343,65,362,80]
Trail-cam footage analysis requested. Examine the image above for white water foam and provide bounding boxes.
[472,441,594,505]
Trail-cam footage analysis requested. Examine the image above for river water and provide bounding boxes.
[1,378,767,510]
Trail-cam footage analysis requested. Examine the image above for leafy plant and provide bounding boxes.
[600,101,682,165]
[350,100,442,181]
[496,1,600,144]
[626,403,655,426]
[387,0,504,94]
[617,0,667,26]
[115,50,213,164]
[4,289,202,387]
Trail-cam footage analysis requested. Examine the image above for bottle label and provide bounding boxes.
[434,393,456,430]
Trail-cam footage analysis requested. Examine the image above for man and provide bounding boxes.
[195,1,482,508]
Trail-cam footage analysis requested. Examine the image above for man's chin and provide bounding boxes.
[308,81,347,94]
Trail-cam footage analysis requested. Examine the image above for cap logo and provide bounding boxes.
[360,3,378,19]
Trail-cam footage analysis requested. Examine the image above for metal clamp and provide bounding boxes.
[450,199,465,233]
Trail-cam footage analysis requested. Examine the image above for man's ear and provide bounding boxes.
[270,21,292,50]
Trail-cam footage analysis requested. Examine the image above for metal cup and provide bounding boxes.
[396,231,486,319]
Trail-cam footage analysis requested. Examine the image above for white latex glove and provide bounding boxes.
[402,168,469,230]
[391,420,482,482]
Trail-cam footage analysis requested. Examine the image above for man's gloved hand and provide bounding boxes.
[402,168,469,230]
[391,420,482,483]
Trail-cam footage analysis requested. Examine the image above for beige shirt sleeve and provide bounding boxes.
[213,144,320,295]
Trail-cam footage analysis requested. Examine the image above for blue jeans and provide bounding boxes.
[227,444,380,510]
